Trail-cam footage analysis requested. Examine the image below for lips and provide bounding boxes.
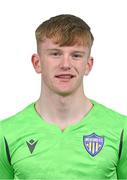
[55,74,76,79]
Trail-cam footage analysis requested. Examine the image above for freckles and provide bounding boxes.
[73,67,79,75]
[75,63,85,75]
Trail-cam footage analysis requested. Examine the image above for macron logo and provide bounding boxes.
[26,139,38,154]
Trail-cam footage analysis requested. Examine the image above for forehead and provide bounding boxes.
[38,38,89,52]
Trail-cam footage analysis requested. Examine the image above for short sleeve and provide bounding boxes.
[0,121,14,179]
[117,121,127,179]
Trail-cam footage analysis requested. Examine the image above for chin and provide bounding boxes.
[54,88,76,97]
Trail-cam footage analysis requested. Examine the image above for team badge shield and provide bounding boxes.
[83,133,104,157]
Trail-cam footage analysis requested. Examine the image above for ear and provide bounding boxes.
[31,54,42,73]
[84,57,94,75]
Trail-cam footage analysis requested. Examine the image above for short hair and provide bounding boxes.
[35,14,94,49]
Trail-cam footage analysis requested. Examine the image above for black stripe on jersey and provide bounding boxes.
[118,129,124,160]
[4,137,11,165]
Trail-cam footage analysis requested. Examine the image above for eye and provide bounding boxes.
[50,52,61,57]
[72,53,83,59]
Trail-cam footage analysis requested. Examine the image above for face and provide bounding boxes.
[32,38,93,96]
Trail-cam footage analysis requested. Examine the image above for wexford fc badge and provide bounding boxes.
[83,133,104,157]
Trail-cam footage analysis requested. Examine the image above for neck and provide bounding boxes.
[35,85,93,130]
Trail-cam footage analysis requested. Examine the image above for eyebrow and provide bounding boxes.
[72,51,86,54]
[46,48,86,54]
[46,48,61,51]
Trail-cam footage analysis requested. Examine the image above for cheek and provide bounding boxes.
[75,62,86,75]
[40,61,50,75]
[41,63,54,81]
[81,61,89,74]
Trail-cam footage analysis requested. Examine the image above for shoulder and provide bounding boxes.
[0,103,35,131]
[91,99,127,125]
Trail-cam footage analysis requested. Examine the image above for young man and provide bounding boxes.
[0,14,127,179]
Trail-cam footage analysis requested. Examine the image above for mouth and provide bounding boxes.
[55,74,76,79]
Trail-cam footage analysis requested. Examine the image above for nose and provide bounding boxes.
[59,55,72,70]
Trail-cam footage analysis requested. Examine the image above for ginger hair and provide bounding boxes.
[35,14,94,50]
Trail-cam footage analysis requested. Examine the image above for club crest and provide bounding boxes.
[83,133,104,157]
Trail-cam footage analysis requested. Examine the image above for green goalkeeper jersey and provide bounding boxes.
[0,100,127,179]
